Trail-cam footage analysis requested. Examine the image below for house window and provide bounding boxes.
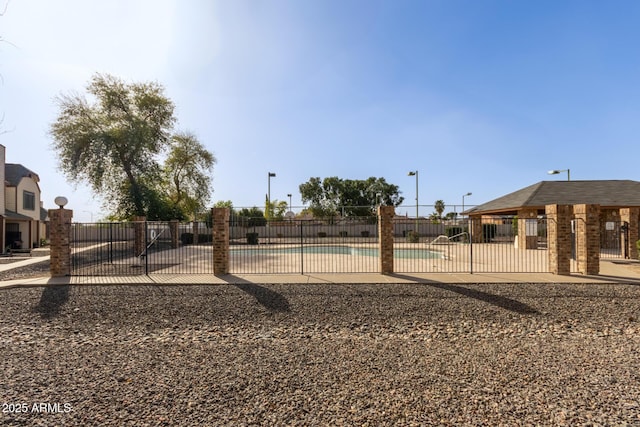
[23,191,35,211]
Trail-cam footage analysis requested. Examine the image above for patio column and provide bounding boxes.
[517,208,538,249]
[469,215,483,243]
[619,208,639,260]
[212,208,230,275]
[573,204,600,275]
[546,204,572,275]
[378,205,395,275]
[134,216,146,258]
[49,207,73,277]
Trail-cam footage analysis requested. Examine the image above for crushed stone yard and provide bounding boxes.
[1,282,639,426]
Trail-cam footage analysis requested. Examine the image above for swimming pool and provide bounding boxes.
[230,245,443,259]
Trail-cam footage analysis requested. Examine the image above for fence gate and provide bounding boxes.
[71,221,214,276]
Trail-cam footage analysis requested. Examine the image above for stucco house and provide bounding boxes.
[0,144,48,252]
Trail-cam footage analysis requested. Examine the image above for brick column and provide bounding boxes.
[620,208,639,259]
[573,204,600,275]
[212,208,230,275]
[49,208,73,277]
[134,216,146,257]
[546,204,572,275]
[517,208,538,249]
[378,206,395,275]
[469,216,483,243]
[170,220,179,249]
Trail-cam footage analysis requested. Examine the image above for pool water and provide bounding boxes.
[231,245,442,259]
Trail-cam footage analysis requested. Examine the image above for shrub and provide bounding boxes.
[317,232,327,238]
[180,233,213,245]
[246,232,259,245]
[407,231,420,243]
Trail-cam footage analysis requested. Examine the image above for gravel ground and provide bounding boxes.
[1,281,640,426]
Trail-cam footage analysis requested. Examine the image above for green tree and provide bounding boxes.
[299,176,404,218]
[50,73,175,218]
[265,199,288,221]
[213,200,234,209]
[164,131,216,220]
[236,207,266,227]
[49,73,214,221]
[434,200,446,220]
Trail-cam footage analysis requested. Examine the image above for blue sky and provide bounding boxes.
[2,0,640,221]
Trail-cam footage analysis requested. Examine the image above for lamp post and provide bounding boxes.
[547,169,570,181]
[408,171,419,232]
[287,193,292,212]
[267,172,276,219]
[267,172,276,244]
[462,192,472,222]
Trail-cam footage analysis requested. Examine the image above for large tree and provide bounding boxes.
[50,73,214,220]
[299,176,404,218]
[163,131,216,220]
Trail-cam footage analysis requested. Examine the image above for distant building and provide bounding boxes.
[0,144,48,252]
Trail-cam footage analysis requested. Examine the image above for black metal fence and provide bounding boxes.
[391,217,551,273]
[229,217,379,274]
[69,215,630,276]
[71,221,214,276]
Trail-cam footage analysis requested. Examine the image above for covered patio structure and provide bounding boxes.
[465,180,640,275]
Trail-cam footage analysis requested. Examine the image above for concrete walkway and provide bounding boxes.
[2,259,640,288]
[0,255,50,272]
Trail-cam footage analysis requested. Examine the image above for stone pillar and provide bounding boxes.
[134,216,146,257]
[49,208,73,277]
[469,216,483,243]
[516,208,539,249]
[619,208,639,259]
[573,204,600,275]
[212,208,230,275]
[546,204,572,275]
[378,206,395,275]
[170,220,179,249]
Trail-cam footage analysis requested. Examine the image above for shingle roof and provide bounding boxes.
[4,210,35,221]
[5,163,39,187]
[467,180,640,215]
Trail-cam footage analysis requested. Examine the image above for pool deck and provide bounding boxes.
[2,259,640,288]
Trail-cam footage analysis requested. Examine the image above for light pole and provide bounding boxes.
[462,192,472,222]
[408,171,419,232]
[268,172,276,244]
[287,193,292,212]
[548,169,570,181]
[267,172,276,219]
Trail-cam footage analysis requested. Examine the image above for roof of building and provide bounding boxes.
[466,180,640,215]
[4,210,35,221]
[5,163,40,187]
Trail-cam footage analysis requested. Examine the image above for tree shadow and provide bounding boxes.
[388,274,539,315]
[222,275,291,312]
[34,285,70,319]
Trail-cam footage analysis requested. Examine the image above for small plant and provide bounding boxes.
[339,231,348,238]
[317,232,327,238]
[407,231,420,243]
[246,232,259,245]
[361,230,370,237]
